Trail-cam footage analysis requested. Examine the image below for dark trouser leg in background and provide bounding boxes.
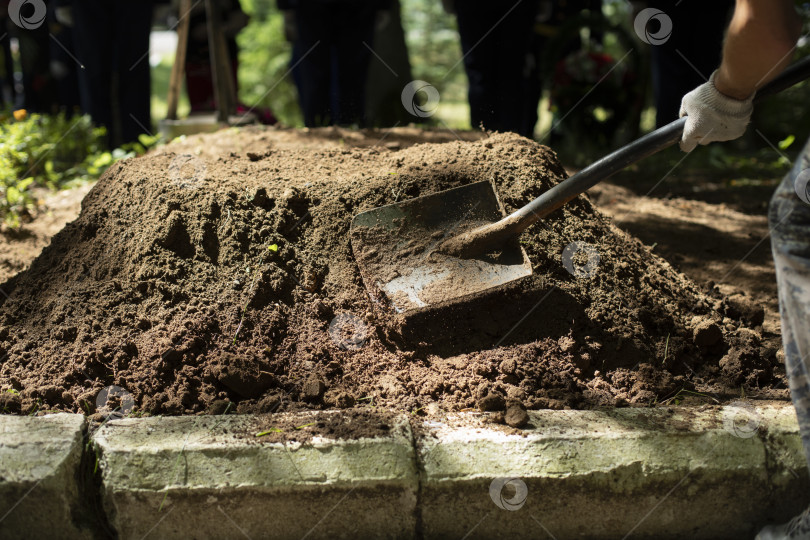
[294,1,376,127]
[293,5,334,127]
[455,1,538,136]
[72,1,114,142]
[648,0,733,127]
[72,0,153,146]
[332,1,375,126]
[114,1,153,144]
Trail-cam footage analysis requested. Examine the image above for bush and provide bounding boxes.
[0,110,156,227]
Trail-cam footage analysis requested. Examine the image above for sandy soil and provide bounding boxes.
[0,127,787,420]
[589,182,779,333]
[0,184,94,284]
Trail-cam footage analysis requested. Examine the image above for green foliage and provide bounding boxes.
[778,134,796,151]
[401,0,466,105]
[235,0,469,126]
[0,111,158,228]
[704,144,792,176]
[237,0,302,125]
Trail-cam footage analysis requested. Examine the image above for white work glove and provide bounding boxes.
[679,70,754,152]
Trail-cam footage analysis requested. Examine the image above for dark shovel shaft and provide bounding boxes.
[438,56,810,259]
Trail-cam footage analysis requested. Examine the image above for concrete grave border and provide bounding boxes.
[0,401,807,539]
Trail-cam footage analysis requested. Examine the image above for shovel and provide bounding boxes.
[350,57,810,314]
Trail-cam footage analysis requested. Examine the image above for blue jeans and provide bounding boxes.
[770,137,810,471]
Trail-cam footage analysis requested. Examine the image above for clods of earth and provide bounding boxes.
[0,127,786,427]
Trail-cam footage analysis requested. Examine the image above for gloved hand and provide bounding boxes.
[679,70,754,152]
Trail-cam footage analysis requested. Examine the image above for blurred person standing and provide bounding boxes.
[14,10,56,112]
[2,0,57,111]
[279,0,388,127]
[0,6,13,108]
[521,0,587,139]
[363,0,413,127]
[50,3,81,112]
[0,0,81,113]
[636,0,734,127]
[61,0,154,146]
[445,0,539,137]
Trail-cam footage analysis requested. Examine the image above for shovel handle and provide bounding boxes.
[438,56,810,258]
[513,54,810,232]
[509,117,685,227]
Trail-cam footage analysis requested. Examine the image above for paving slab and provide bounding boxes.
[91,411,417,539]
[0,413,93,539]
[416,402,809,540]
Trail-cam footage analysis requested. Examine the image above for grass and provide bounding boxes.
[661,388,720,407]
[358,396,376,408]
[433,101,470,131]
[662,333,670,365]
[256,428,283,437]
[255,422,316,437]
[159,447,185,512]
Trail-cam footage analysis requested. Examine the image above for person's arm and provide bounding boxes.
[715,0,802,99]
[679,0,801,152]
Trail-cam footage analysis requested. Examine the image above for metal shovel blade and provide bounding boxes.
[350,181,533,313]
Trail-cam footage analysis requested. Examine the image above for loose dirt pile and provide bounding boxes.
[0,128,786,418]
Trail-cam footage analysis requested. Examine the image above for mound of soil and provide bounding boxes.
[0,128,785,417]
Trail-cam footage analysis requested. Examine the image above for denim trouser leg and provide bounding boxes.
[769,139,810,471]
